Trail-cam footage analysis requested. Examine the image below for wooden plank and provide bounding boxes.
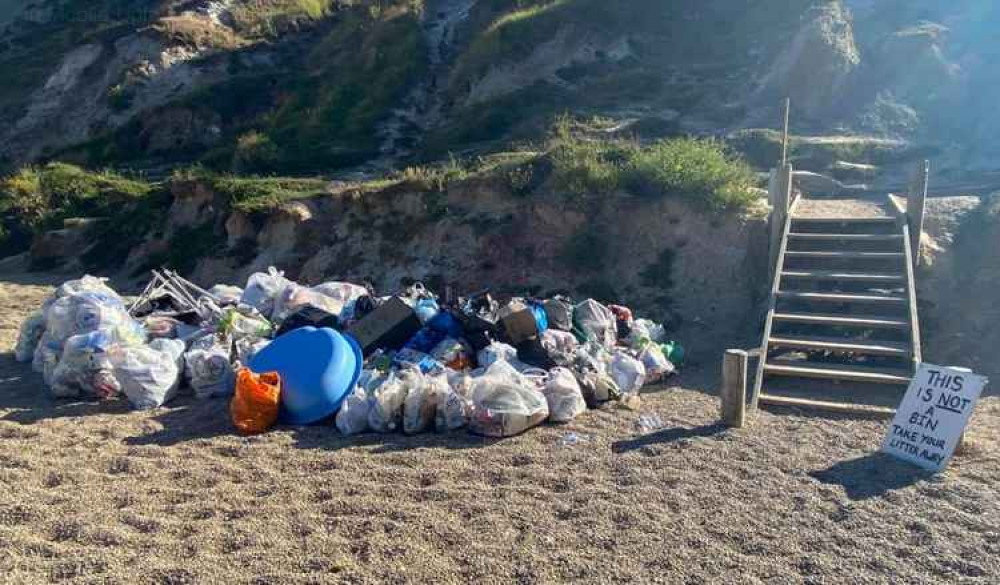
[758,394,896,417]
[772,312,909,329]
[784,251,904,259]
[720,350,748,428]
[776,291,906,305]
[764,361,912,385]
[791,216,897,225]
[788,233,903,242]
[768,335,910,357]
[782,270,904,283]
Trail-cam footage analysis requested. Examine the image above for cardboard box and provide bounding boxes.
[499,301,539,345]
[346,297,422,356]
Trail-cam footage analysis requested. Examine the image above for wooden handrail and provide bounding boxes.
[901,222,923,373]
[750,209,794,413]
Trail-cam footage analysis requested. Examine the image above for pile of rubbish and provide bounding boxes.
[15,268,683,438]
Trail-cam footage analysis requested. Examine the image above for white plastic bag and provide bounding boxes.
[368,374,407,433]
[574,299,617,349]
[209,284,244,306]
[185,342,236,399]
[543,367,587,423]
[610,350,646,394]
[14,310,45,363]
[638,343,674,383]
[271,284,345,324]
[477,342,518,368]
[112,339,185,410]
[240,267,292,319]
[540,329,579,367]
[337,387,373,436]
[336,370,384,435]
[469,361,550,437]
[312,282,369,321]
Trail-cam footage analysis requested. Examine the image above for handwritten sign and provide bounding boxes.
[881,364,989,472]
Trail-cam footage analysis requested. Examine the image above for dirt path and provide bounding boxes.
[0,274,998,583]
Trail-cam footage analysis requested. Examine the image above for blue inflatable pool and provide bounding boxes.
[249,327,362,425]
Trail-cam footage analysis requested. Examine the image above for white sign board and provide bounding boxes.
[881,364,989,472]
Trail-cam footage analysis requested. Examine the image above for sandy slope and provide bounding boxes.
[0,273,998,584]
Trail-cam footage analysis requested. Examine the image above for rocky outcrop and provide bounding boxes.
[753,3,860,121]
[919,195,1000,386]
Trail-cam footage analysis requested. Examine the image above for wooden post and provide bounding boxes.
[781,97,791,167]
[721,349,748,428]
[907,160,929,269]
[768,162,794,280]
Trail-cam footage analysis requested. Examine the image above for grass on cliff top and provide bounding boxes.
[173,168,329,213]
[546,120,760,212]
[0,163,154,230]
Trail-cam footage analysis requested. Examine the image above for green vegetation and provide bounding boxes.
[547,120,760,211]
[727,129,918,172]
[0,163,153,231]
[73,1,428,174]
[0,162,166,264]
[171,168,327,214]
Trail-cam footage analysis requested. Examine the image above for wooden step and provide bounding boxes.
[788,233,903,242]
[758,394,896,417]
[791,216,897,225]
[776,291,907,305]
[784,251,904,260]
[764,361,912,385]
[782,270,904,283]
[768,335,910,357]
[772,312,909,329]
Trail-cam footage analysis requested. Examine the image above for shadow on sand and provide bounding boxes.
[611,422,728,454]
[809,452,934,501]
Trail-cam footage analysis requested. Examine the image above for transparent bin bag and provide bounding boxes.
[49,331,121,399]
[218,308,274,340]
[368,373,407,433]
[626,318,667,350]
[573,299,617,349]
[14,310,45,363]
[111,339,185,410]
[638,343,674,383]
[185,342,236,399]
[311,282,369,321]
[610,350,647,394]
[271,284,346,325]
[44,292,145,348]
[469,361,550,438]
[402,369,443,435]
[543,367,587,423]
[477,342,518,368]
[336,369,384,436]
[235,337,271,366]
[209,284,244,306]
[240,267,292,319]
[47,276,122,311]
[539,330,579,367]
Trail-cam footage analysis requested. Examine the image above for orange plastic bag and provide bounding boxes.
[231,367,282,435]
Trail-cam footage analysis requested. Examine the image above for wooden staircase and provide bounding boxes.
[751,209,922,416]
